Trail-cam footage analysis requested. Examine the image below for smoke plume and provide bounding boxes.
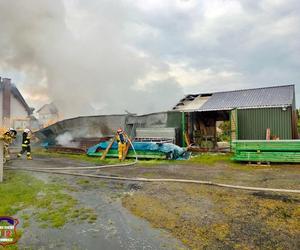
[0,0,183,118]
[55,132,79,147]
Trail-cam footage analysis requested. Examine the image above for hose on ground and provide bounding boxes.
[6,166,300,194]
[9,136,139,171]
[5,137,300,194]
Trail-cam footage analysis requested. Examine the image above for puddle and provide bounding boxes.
[17,172,185,249]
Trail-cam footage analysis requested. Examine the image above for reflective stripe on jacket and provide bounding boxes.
[22,132,31,146]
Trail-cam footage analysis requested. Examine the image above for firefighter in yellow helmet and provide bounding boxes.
[17,128,32,160]
[2,128,17,162]
[116,128,127,161]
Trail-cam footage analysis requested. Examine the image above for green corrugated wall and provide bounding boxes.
[237,108,292,140]
[166,111,183,146]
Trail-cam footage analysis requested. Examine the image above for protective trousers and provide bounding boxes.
[4,143,10,161]
[19,145,31,159]
[118,142,126,160]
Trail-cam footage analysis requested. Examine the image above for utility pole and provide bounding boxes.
[0,78,12,182]
[0,77,4,182]
[0,110,3,182]
[0,140,3,182]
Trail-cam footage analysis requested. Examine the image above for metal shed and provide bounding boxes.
[173,85,298,149]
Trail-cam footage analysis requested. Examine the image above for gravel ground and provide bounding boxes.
[5,156,186,250]
[5,155,300,249]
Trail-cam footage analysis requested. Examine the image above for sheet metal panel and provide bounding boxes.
[136,128,176,140]
[173,85,294,112]
[237,107,292,140]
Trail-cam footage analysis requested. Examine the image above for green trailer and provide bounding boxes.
[232,140,300,163]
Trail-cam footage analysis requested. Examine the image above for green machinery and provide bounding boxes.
[232,140,300,163]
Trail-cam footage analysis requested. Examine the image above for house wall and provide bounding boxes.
[13,119,30,130]
[237,107,292,140]
[39,113,59,127]
[0,91,3,123]
[10,94,30,129]
[10,94,28,118]
[2,78,11,127]
[0,78,30,129]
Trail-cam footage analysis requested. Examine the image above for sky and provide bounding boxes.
[0,0,299,118]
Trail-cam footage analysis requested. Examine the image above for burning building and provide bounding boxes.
[36,103,60,128]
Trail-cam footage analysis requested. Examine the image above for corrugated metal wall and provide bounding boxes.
[237,107,292,140]
[167,111,183,145]
[136,128,177,140]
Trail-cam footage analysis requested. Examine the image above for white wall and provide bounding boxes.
[10,94,29,129]
[10,94,28,118]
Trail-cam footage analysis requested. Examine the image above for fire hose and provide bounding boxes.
[5,137,300,194]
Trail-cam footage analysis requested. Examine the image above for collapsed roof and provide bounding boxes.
[173,85,295,112]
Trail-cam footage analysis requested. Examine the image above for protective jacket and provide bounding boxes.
[3,132,13,144]
[22,132,31,147]
[116,132,127,144]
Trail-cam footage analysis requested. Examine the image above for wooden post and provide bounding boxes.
[100,135,116,160]
[266,128,271,140]
[122,132,132,161]
[0,141,3,182]
[182,112,186,147]
[0,120,3,182]
[0,77,3,182]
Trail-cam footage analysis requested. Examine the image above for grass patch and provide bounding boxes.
[138,153,236,166]
[76,178,90,185]
[33,149,123,165]
[122,192,231,249]
[188,153,233,165]
[0,171,44,216]
[122,183,300,249]
[0,171,97,231]
[34,149,236,167]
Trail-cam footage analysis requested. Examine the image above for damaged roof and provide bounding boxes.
[0,80,33,114]
[173,84,295,112]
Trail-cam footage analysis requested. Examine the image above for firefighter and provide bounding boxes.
[116,128,127,161]
[18,128,32,160]
[2,128,17,162]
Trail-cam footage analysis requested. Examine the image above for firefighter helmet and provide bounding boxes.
[24,128,31,134]
[9,128,17,136]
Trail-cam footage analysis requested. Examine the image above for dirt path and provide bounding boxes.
[6,157,185,250]
[6,155,300,249]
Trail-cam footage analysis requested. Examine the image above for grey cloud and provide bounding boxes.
[128,0,299,97]
[0,0,299,117]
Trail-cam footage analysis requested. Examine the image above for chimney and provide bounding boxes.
[2,78,11,126]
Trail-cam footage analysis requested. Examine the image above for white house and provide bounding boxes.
[0,77,34,130]
[36,103,60,128]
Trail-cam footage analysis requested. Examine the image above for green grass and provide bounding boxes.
[0,171,97,231]
[34,149,125,165]
[34,149,235,167]
[188,153,233,165]
[0,171,43,216]
[137,153,235,167]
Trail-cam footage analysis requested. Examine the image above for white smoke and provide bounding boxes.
[55,132,79,147]
[0,0,184,118]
